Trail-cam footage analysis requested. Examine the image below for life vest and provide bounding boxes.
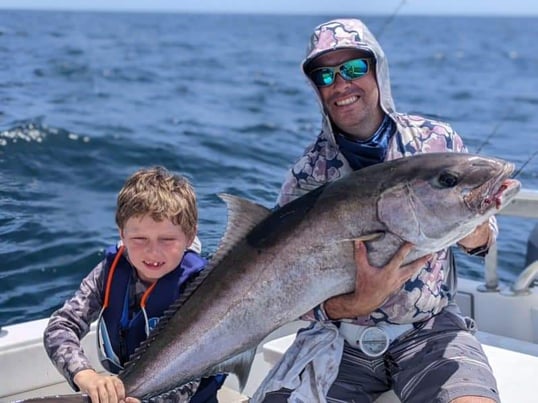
[96,243,206,373]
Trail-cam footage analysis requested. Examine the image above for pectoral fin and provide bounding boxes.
[206,347,257,392]
[336,232,385,243]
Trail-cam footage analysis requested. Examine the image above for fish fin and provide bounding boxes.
[12,394,90,403]
[209,347,257,392]
[353,232,385,242]
[334,232,385,244]
[210,194,271,264]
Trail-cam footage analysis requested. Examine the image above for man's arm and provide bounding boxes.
[321,242,432,320]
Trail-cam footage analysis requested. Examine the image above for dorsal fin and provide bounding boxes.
[208,193,271,267]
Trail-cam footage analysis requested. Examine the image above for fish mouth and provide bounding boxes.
[488,178,520,209]
[467,163,521,215]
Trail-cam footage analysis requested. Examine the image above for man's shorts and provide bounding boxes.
[262,304,500,403]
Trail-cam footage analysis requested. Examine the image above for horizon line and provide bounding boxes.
[0,7,537,18]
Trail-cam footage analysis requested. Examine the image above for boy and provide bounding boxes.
[44,166,225,403]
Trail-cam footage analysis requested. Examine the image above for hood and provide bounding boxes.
[302,18,396,136]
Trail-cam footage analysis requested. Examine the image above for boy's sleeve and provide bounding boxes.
[43,260,106,391]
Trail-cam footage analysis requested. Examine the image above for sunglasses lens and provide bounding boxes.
[341,59,369,80]
[310,68,335,87]
[310,58,370,87]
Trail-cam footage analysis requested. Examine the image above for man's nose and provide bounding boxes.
[333,72,349,86]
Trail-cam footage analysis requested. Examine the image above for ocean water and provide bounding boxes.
[0,10,537,327]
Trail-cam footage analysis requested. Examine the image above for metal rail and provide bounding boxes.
[480,189,538,294]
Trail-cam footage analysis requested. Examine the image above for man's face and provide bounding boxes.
[309,49,384,140]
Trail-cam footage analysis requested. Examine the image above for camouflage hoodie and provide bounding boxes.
[277,18,497,325]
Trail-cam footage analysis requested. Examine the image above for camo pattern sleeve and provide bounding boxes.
[277,133,353,207]
[148,381,200,403]
[43,260,106,391]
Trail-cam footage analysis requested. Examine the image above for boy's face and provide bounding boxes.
[120,214,194,283]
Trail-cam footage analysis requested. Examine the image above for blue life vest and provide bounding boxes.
[96,244,226,401]
[97,244,206,372]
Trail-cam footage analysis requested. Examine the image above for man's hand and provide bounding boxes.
[74,369,127,403]
[324,241,432,320]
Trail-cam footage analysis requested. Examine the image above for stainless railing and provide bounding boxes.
[480,189,538,295]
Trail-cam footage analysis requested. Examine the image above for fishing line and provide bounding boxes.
[472,108,536,179]
[375,0,407,38]
[474,120,504,154]
[513,151,538,179]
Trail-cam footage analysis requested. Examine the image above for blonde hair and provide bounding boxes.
[115,166,198,239]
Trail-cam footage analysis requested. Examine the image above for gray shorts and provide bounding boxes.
[262,305,500,403]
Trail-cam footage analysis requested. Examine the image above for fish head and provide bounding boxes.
[377,152,521,251]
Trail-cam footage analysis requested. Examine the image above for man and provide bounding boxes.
[259,18,499,403]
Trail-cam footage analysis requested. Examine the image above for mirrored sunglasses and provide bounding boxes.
[309,58,371,87]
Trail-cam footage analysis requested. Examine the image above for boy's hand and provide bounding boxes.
[74,369,126,403]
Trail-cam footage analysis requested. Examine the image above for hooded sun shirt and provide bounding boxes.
[335,114,395,170]
[276,18,498,326]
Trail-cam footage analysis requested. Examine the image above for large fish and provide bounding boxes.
[16,152,520,402]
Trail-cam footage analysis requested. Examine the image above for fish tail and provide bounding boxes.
[11,393,91,403]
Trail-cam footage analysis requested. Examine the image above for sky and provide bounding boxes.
[0,0,537,16]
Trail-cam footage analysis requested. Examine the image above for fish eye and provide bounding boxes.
[438,171,459,188]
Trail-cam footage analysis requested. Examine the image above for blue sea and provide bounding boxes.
[1,10,537,327]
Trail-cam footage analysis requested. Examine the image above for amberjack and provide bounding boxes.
[16,152,520,402]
